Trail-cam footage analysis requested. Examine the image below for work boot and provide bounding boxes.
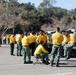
[45,62,50,65]
[50,62,53,67]
[42,60,46,63]
[55,63,59,67]
[65,57,70,60]
[24,61,29,64]
[11,54,15,56]
[28,61,33,63]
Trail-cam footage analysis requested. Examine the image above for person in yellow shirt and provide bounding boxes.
[36,30,50,44]
[22,32,33,64]
[15,33,22,56]
[50,27,63,67]
[6,35,10,44]
[9,34,15,55]
[61,30,70,57]
[34,41,49,65]
[29,31,36,56]
[3,35,6,44]
[36,30,50,51]
[75,36,76,43]
[64,31,76,60]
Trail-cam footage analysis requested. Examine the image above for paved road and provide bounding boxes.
[0,44,76,75]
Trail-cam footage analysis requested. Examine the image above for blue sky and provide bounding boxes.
[18,0,76,10]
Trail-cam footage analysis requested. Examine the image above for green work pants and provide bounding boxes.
[29,42,36,56]
[50,45,62,65]
[22,46,31,62]
[10,43,14,55]
[17,42,22,56]
[64,44,73,58]
[62,43,67,57]
[36,53,48,63]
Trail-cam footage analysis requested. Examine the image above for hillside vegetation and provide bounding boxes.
[0,0,76,35]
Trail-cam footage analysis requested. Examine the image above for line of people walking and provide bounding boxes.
[9,27,76,67]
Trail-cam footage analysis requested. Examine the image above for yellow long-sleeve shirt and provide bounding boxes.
[68,34,76,44]
[62,35,70,44]
[52,32,63,45]
[34,44,49,56]
[3,36,6,40]
[6,35,10,39]
[45,34,50,43]
[29,34,36,44]
[36,34,50,44]
[75,36,76,43]
[15,34,22,42]
[10,35,15,43]
[22,36,30,46]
